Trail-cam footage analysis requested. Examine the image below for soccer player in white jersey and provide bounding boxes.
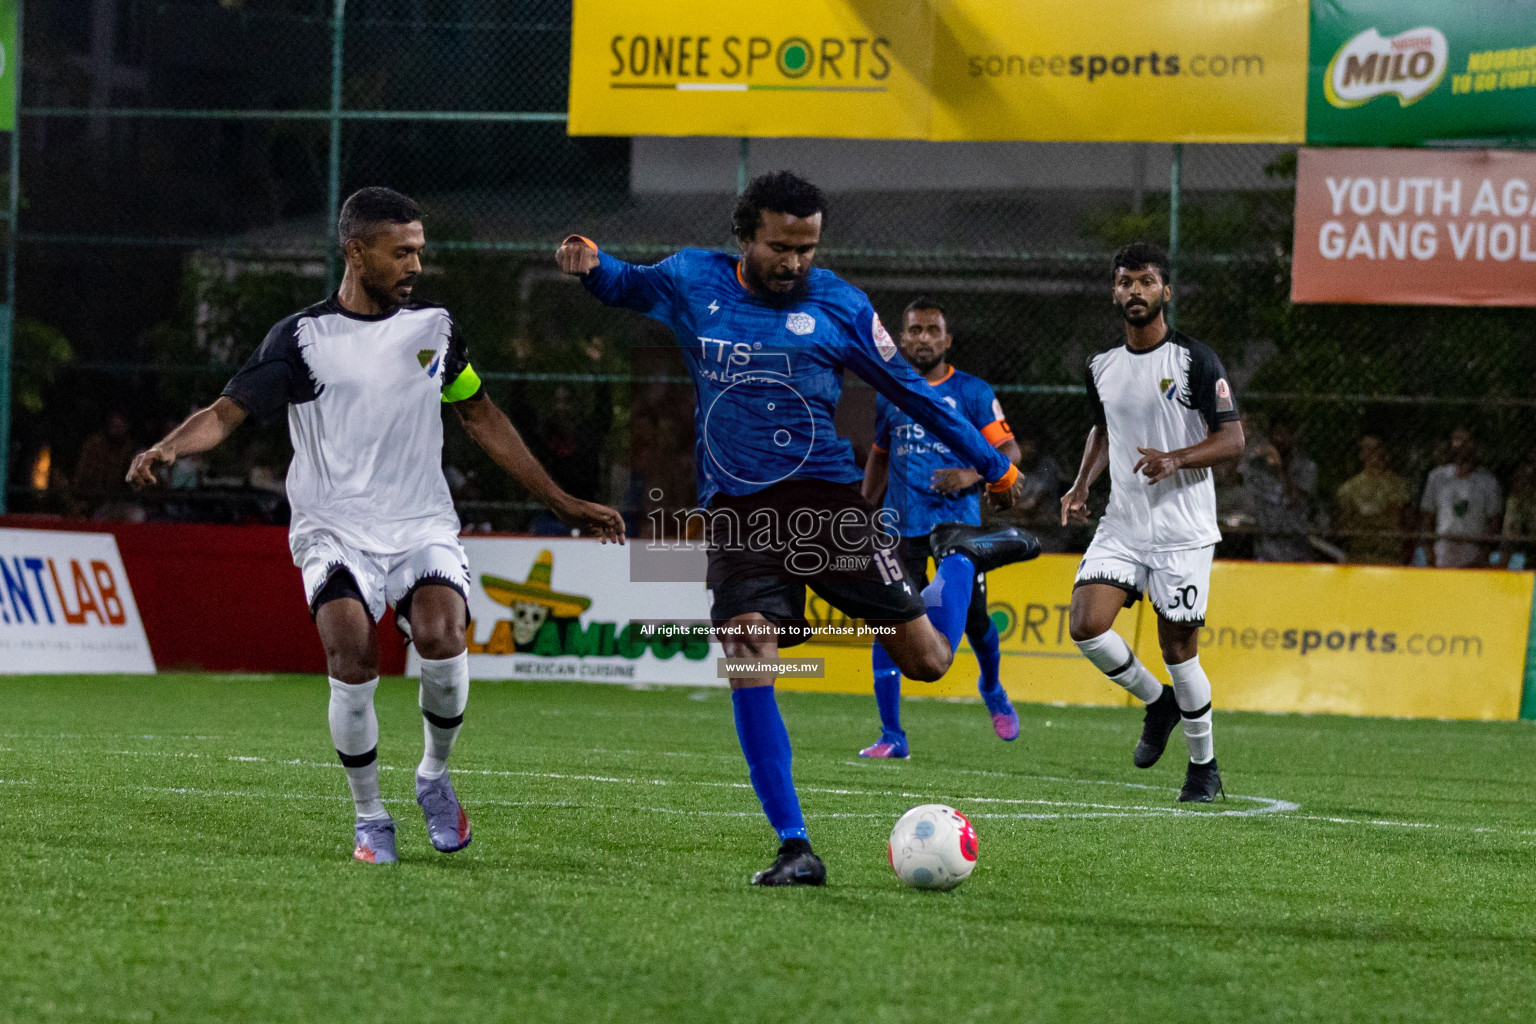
[128,187,625,863]
[1059,242,1244,803]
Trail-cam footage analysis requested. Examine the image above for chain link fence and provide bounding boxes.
[9,0,1535,567]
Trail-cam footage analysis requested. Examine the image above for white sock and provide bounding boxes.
[1075,630,1164,704]
[328,676,387,819]
[418,651,469,779]
[1167,655,1215,765]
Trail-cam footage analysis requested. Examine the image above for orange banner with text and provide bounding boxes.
[783,554,1533,721]
[1291,147,1536,307]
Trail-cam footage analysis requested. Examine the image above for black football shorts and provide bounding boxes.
[705,478,927,649]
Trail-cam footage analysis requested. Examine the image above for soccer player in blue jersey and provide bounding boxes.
[857,298,1022,759]
[557,171,1040,886]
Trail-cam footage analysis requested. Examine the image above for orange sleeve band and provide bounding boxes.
[981,419,1014,446]
[870,443,887,453]
[986,464,1020,493]
[565,234,598,251]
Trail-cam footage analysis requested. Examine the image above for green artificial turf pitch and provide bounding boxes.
[3,674,1535,1023]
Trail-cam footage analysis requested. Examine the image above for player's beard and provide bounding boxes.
[743,259,811,308]
[906,349,943,375]
[362,273,417,313]
[1116,292,1164,327]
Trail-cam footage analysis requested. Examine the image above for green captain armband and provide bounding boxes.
[442,363,483,403]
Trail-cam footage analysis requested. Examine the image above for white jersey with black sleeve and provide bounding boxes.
[1085,329,1239,553]
[221,295,485,558]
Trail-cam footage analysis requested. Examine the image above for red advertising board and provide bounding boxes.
[0,517,405,675]
[1292,147,1536,306]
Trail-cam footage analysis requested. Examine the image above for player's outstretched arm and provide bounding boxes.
[1132,419,1246,484]
[555,235,601,276]
[555,235,679,319]
[1061,426,1109,525]
[455,392,626,545]
[126,397,247,489]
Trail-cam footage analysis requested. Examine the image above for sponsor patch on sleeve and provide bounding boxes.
[1215,378,1234,413]
[872,313,897,361]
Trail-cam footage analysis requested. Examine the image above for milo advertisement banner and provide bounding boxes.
[1309,0,1536,144]
[406,538,719,685]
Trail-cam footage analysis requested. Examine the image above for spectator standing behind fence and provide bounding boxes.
[1419,427,1501,569]
[1243,418,1315,562]
[1498,454,1536,570]
[72,410,137,518]
[1334,435,1412,565]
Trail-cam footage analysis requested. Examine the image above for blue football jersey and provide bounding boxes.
[875,368,1013,536]
[580,248,1013,507]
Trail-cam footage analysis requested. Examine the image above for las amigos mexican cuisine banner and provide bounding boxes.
[1291,147,1536,307]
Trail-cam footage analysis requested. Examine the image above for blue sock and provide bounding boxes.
[731,685,807,842]
[872,643,904,738]
[922,553,976,656]
[969,621,1002,693]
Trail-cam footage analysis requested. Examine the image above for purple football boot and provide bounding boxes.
[416,772,472,853]
[981,683,1019,741]
[858,732,910,759]
[353,816,398,864]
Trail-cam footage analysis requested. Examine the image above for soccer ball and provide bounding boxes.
[888,803,978,890]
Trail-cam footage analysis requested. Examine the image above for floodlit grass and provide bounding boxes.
[2,673,1534,1023]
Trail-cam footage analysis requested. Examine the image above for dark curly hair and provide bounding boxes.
[1111,241,1171,286]
[731,171,827,242]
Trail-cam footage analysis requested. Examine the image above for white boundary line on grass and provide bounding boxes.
[62,782,1536,834]
[20,746,1533,837]
[103,748,1298,818]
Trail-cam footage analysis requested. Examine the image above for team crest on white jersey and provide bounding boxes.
[785,312,816,336]
[872,313,897,361]
[1158,376,1177,401]
[1215,378,1234,413]
[418,349,441,378]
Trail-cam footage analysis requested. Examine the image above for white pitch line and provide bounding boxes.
[112,785,1288,824]
[101,748,1291,819]
[124,785,1536,832]
[74,746,1536,837]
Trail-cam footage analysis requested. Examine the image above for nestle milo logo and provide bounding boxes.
[1325,26,1448,108]
[466,549,707,660]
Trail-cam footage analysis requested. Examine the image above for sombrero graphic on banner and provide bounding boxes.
[481,549,593,645]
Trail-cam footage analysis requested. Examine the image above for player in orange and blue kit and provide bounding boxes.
[859,298,1022,758]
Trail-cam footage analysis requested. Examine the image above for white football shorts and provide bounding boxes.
[296,529,471,627]
[1072,530,1213,626]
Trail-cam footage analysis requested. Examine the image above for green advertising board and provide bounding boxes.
[1308,0,1536,144]
[0,0,14,132]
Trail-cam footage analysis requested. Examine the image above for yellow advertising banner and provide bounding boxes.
[789,554,1143,707]
[929,0,1309,142]
[568,0,936,140]
[568,0,1307,142]
[783,555,1533,722]
[1151,561,1533,721]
